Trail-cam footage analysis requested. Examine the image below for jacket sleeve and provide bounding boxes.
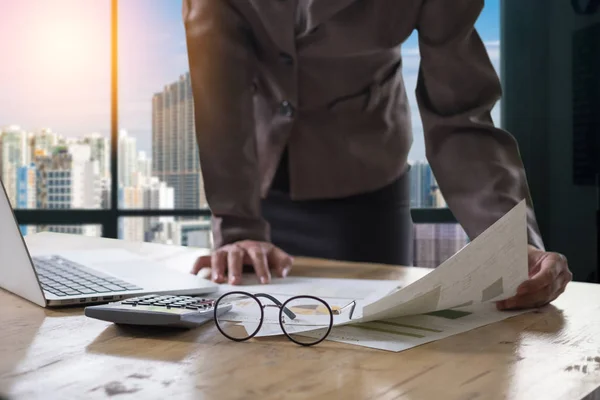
[415,0,545,250]
[183,0,270,248]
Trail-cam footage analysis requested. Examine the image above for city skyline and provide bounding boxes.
[1,121,445,212]
[0,0,501,162]
[0,123,214,247]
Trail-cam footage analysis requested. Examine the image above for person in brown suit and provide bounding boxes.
[183,0,572,310]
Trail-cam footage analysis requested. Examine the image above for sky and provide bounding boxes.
[0,0,500,162]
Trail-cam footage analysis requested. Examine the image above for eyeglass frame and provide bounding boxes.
[213,291,357,346]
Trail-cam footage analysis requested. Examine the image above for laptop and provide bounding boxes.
[0,179,218,307]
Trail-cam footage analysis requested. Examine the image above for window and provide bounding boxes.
[118,0,204,211]
[403,0,501,210]
[401,0,499,265]
[19,225,102,237]
[413,224,469,268]
[115,0,208,242]
[119,217,212,248]
[7,1,500,268]
[0,0,111,211]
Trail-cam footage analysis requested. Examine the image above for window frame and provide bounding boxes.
[13,0,457,238]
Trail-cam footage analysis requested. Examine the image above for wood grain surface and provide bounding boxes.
[1,234,600,399]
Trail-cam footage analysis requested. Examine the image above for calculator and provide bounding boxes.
[84,294,232,328]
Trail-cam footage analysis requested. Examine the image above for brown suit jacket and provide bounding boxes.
[183,0,545,251]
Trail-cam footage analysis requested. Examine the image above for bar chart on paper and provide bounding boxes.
[359,200,530,322]
[323,302,527,352]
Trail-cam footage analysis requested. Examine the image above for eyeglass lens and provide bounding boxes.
[215,292,263,341]
[280,296,333,346]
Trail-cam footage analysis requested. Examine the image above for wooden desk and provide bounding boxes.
[2,233,600,399]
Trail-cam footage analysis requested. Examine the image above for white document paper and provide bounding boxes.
[237,294,359,337]
[357,199,529,322]
[216,277,400,338]
[222,200,531,351]
[299,302,529,352]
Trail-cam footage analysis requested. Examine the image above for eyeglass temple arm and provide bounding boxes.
[254,293,297,319]
[335,300,357,320]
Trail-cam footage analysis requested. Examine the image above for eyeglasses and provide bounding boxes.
[213,291,357,346]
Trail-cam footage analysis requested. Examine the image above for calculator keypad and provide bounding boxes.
[121,295,215,310]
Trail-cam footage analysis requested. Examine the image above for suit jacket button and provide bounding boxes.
[279,101,295,118]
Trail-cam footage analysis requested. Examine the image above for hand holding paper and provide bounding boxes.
[358,199,529,322]
[497,244,572,310]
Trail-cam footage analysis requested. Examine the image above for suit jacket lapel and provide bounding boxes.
[247,0,358,49]
[247,1,297,51]
[303,0,358,31]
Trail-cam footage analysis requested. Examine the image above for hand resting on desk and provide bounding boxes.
[190,240,293,285]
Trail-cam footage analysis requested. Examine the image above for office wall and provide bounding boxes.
[502,0,599,281]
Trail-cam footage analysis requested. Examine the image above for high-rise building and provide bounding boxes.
[82,133,110,180]
[42,225,101,236]
[152,72,206,210]
[174,219,212,248]
[16,164,37,209]
[413,224,469,268]
[152,219,212,247]
[34,144,101,210]
[131,151,152,188]
[16,163,38,236]
[137,151,151,180]
[100,178,111,209]
[118,186,145,242]
[118,129,137,188]
[33,145,102,237]
[142,177,175,210]
[30,129,60,161]
[431,185,447,208]
[0,126,28,206]
[141,177,175,242]
[409,161,441,208]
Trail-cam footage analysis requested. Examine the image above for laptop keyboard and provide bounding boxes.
[33,255,142,297]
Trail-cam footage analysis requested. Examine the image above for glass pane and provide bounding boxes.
[404,1,500,208]
[120,220,467,270]
[0,1,111,210]
[118,0,206,210]
[20,225,103,238]
[409,162,447,208]
[413,224,469,268]
[118,217,212,248]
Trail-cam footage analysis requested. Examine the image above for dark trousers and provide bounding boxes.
[261,151,413,266]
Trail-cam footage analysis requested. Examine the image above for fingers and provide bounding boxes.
[498,282,553,310]
[533,254,562,281]
[247,246,271,284]
[516,273,551,295]
[499,270,568,310]
[551,268,571,301]
[191,255,211,274]
[211,250,228,283]
[196,241,292,285]
[527,246,545,277]
[517,253,562,295]
[268,247,293,278]
[226,246,244,285]
[557,253,573,289]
